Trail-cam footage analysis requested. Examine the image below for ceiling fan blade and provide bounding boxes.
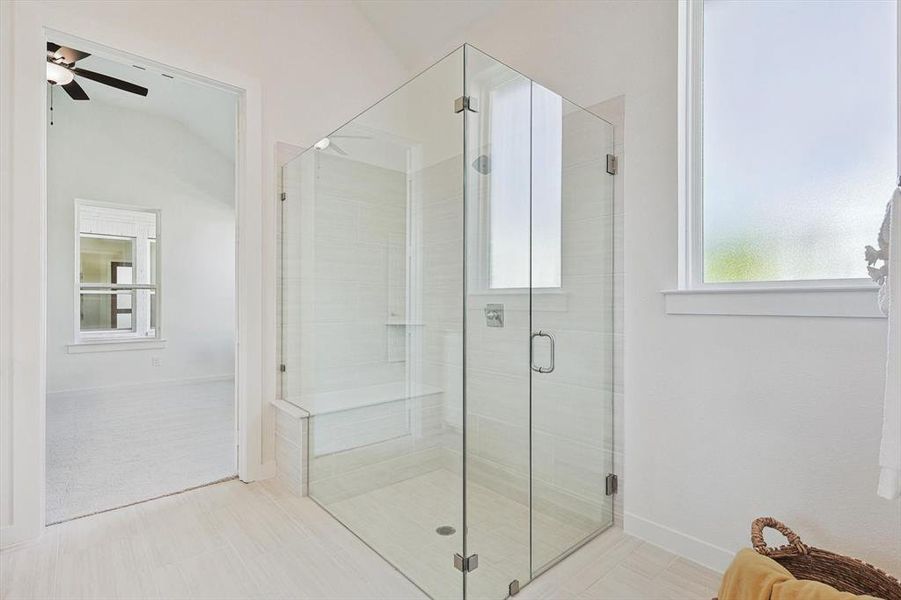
[329,142,348,156]
[62,80,90,101]
[48,44,91,65]
[72,67,148,97]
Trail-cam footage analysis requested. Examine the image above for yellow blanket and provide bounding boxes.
[718,549,881,600]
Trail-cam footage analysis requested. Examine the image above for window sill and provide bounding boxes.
[67,338,167,353]
[662,285,884,318]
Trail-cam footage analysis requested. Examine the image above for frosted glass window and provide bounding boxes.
[488,79,562,289]
[489,77,531,289]
[702,0,897,283]
[531,84,563,289]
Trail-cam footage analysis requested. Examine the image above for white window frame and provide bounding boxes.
[667,0,898,318]
[70,199,164,349]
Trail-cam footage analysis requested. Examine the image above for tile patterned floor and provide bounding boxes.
[46,379,236,524]
[518,529,722,599]
[2,478,422,600]
[1,477,722,600]
[322,468,608,599]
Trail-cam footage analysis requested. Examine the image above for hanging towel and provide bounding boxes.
[878,187,901,500]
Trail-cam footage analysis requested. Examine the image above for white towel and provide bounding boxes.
[877,187,901,500]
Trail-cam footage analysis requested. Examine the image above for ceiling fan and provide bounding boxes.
[46,42,149,101]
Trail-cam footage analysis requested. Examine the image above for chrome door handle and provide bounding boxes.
[543,331,555,373]
[530,330,555,374]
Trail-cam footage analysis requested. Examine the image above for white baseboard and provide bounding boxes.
[624,512,733,573]
[0,523,42,551]
[47,374,234,398]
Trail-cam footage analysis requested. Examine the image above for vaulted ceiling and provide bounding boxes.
[352,0,510,69]
[51,50,236,159]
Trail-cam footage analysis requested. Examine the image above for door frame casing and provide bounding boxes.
[1,8,268,548]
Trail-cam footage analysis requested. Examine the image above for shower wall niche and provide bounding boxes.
[279,45,616,599]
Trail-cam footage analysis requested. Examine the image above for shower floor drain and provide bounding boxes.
[436,525,456,536]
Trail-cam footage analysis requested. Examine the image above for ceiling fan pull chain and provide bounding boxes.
[50,85,53,127]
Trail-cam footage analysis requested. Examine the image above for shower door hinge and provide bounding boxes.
[605,473,618,496]
[453,553,479,573]
[279,363,286,373]
[454,96,479,114]
[606,154,618,175]
[280,192,287,202]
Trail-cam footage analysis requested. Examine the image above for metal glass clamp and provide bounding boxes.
[453,553,478,573]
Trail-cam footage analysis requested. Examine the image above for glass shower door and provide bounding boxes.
[529,91,616,573]
[462,44,616,598]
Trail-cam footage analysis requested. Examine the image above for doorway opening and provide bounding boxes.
[44,38,239,524]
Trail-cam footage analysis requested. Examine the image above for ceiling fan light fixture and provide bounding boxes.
[46,62,74,85]
[314,138,330,151]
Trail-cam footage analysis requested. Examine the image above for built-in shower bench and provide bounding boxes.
[271,381,443,496]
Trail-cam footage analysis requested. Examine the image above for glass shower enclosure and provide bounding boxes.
[279,45,615,599]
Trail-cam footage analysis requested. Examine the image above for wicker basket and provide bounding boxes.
[748,517,901,600]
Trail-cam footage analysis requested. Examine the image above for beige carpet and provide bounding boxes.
[46,378,235,523]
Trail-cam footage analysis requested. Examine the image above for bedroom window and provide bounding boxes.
[76,202,159,342]
[680,0,898,287]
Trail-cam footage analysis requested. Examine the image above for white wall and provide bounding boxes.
[46,98,235,393]
[432,0,899,573]
[1,0,408,546]
[1,0,16,530]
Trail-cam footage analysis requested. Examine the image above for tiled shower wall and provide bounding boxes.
[281,151,407,401]
[414,154,465,442]
[280,150,463,502]
[279,151,417,489]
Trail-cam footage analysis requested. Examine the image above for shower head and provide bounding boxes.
[314,133,372,156]
[472,154,491,175]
